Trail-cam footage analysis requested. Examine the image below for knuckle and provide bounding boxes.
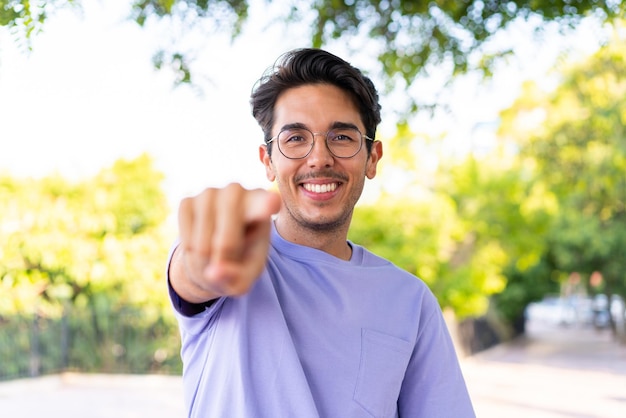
[212,239,242,261]
[224,182,245,192]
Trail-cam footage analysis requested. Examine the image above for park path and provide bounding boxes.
[462,321,626,418]
[0,373,185,417]
[1,321,625,417]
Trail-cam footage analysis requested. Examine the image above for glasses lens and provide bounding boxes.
[276,128,364,159]
[277,129,314,159]
[327,128,362,158]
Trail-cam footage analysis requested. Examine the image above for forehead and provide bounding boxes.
[272,84,362,132]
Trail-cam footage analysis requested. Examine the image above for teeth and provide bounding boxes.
[303,183,337,193]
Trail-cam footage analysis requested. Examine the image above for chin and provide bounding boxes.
[299,212,351,232]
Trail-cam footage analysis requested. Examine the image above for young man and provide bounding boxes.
[168,48,475,417]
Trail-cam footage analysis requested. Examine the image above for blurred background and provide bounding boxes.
[1,0,625,416]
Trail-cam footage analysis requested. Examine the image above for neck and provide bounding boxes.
[274,217,352,261]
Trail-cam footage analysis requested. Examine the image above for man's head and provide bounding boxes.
[251,48,381,158]
[252,50,384,242]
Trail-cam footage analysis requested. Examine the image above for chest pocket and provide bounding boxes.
[353,329,413,418]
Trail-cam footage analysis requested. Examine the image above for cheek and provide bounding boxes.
[270,158,300,183]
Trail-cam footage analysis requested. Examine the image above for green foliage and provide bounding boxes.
[2,0,623,97]
[499,36,626,300]
[0,309,182,380]
[0,153,172,319]
[0,0,75,50]
[92,154,168,236]
[434,154,556,319]
[130,0,250,85]
[492,252,561,332]
[0,154,181,378]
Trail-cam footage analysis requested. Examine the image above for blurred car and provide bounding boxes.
[525,296,578,326]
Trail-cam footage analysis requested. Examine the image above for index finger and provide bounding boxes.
[245,189,282,222]
[211,183,247,263]
[211,186,281,263]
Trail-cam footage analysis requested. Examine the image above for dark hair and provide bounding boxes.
[250,48,381,157]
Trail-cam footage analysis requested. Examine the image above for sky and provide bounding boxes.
[0,0,605,210]
[0,0,305,206]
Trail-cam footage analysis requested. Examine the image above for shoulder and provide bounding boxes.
[355,243,427,283]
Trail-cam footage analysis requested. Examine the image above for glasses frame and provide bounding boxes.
[267,127,375,160]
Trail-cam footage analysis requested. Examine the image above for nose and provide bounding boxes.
[307,134,334,167]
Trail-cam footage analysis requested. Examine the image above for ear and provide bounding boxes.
[365,140,383,179]
[259,144,276,182]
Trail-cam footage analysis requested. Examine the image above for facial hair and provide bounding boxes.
[281,168,366,233]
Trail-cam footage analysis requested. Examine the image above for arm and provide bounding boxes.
[169,183,281,308]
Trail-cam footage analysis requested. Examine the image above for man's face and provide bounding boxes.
[259,83,382,234]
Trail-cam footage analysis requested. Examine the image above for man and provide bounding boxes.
[167,48,475,417]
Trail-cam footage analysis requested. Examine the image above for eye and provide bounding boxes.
[280,129,310,145]
[285,134,307,143]
[329,129,358,143]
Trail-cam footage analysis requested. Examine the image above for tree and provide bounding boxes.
[0,154,180,374]
[3,0,623,99]
[0,154,170,315]
[435,152,557,326]
[498,35,626,334]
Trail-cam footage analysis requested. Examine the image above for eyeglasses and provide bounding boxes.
[267,127,374,159]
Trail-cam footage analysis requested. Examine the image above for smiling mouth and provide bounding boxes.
[302,183,338,194]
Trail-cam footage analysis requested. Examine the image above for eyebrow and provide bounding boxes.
[279,121,360,132]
